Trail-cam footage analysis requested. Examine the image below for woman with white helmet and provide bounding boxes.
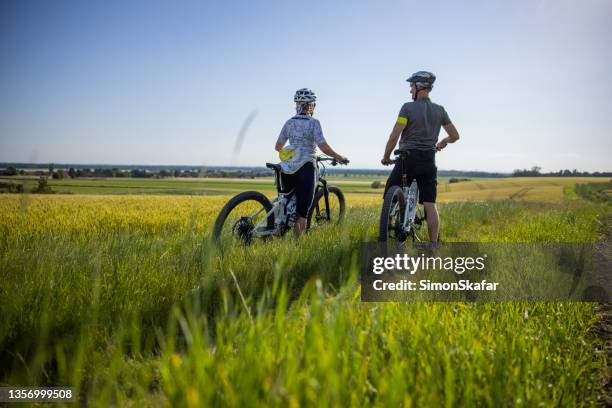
[275,88,349,237]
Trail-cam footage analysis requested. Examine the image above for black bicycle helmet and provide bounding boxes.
[406,71,436,90]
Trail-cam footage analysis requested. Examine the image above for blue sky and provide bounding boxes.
[1,0,611,171]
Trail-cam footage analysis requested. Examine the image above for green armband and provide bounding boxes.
[396,117,408,125]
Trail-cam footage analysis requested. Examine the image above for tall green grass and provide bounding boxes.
[0,199,608,406]
[575,181,612,204]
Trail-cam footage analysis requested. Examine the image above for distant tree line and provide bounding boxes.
[0,166,21,176]
[52,167,206,179]
[512,166,612,177]
[2,162,610,179]
[55,167,268,179]
[2,162,514,179]
[0,164,270,179]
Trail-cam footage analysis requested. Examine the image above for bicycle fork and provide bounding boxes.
[402,180,421,241]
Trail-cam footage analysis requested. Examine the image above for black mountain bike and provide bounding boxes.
[378,150,432,243]
[213,156,347,246]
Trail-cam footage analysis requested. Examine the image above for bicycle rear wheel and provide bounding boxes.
[212,191,274,248]
[379,185,406,243]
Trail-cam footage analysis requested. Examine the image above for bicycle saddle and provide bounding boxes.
[266,163,282,172]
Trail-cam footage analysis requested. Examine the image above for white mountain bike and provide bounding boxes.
[213,156,347,247]
[378,150,430,243]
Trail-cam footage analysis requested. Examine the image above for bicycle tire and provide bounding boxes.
[378,185,406,243]
[307,186,345,228]
[212,191,274,245]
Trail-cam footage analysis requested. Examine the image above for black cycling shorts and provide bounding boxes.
[280,161,316,219]
[383,150,437,203]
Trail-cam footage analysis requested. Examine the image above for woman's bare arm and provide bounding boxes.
[318,143,347,163]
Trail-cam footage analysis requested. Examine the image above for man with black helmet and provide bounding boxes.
[380,71,460,243]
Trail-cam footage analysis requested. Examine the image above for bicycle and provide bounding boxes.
[378,149,433,243]
[213,156,348,247]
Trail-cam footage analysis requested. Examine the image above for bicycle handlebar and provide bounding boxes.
[317,156,349,166]
[389,149,438,164]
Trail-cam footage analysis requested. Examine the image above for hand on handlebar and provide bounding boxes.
[336,156,350,165]
[381,156,394,166]
[318,155,349,166]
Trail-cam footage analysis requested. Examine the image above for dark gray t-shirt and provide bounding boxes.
[397,97,451,151]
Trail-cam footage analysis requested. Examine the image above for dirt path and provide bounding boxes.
[594,303,612,406]
[594,215,611,406]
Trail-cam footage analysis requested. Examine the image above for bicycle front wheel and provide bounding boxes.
[379,185,406,243]
[307,186,346,228]
[212,191,274,248]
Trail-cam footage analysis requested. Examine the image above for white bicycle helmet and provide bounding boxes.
[294,88,317,103]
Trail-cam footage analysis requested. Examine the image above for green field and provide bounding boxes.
[0,178,610,406]
[1,175,608,200]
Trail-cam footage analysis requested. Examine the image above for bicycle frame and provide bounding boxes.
[395,152,425,241]
[245,158,334,237]
[402,180,420,229]
[247,189,295,238]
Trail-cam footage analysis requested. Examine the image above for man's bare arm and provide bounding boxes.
[436,123,460,151]
[381,122,406,165]
[275,142,285,152]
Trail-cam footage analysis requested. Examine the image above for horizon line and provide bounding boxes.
[0,161,517,174]
[2,161,611,174]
